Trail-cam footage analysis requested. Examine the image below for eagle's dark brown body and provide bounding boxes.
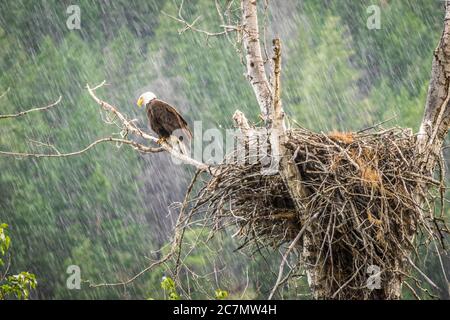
[146,99,192,140]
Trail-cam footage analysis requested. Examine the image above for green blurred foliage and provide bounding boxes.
[1,223,37,300]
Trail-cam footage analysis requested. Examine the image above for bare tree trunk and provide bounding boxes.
[240,0,450,299]
[417,1,450,172]
[271,39,326,298]
[241,0,272,123]
[241,0,323,299]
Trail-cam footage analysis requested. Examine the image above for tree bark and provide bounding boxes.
[241,0,273,123]
[270,39,324,297]
[241,2,320,298]
[240,0,450,300]
[417,1,450,172]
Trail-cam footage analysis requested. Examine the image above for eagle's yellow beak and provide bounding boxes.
[137,97,144,108]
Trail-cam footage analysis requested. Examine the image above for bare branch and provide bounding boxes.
[406,256,441,291]
[232,109,251,132]
[0,83,207,171]
[272,38,284,129]
[162,0,238,39]
[267,38,311,298]
[0,88,163,159]
[0,81,209,172]
[0,137,162,158]
[215,0,242,49]
[268,211,320,299]
[86,81,210,171]
[88,169,202,288]
[0,96,62,119]
[271,38,307,209]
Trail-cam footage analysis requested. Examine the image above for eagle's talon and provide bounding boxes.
[156,137,167,145]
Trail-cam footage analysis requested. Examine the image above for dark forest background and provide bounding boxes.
[0,0,448,299]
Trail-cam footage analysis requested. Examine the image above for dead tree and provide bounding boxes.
[84,0,449,299]
[233,0,450,300]
[418,2,450,172]
[2,1,449,300]
[189,0,449,299]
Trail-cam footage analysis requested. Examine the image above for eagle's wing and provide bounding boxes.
[152,99,192,140]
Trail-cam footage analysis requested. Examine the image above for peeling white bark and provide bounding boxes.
[241,2,315,298]
[418,1,450,172]
[239,0,450,300]
[241,0,273,123]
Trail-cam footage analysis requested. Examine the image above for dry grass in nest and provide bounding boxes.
[189,126,448,299]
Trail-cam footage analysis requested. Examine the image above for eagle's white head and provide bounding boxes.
[137,92,157,108]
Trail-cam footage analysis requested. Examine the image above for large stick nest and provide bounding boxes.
[192,126,448,299]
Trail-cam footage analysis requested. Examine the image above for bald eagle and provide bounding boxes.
[137,92,192,154]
